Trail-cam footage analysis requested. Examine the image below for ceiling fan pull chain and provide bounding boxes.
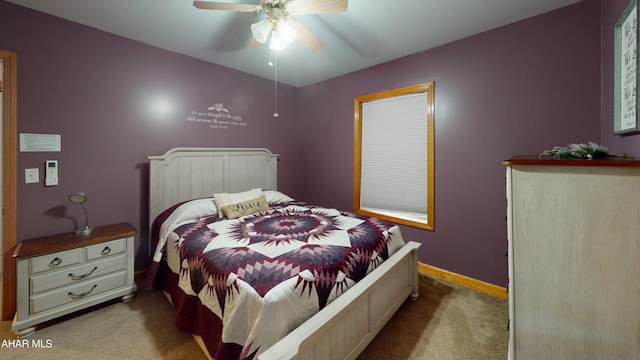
[273,51,279,118]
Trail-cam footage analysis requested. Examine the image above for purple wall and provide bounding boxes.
[297,0,602,286]
[0,1,300,269]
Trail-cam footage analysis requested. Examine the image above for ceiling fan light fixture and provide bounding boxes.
[277,18,296,42]
[251,18,273,43]
[194,0,348,52]
[269,30,287,50]
[269,19,296,50]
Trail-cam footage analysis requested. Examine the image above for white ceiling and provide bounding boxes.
[7,0,583,87]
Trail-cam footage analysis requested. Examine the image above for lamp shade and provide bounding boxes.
[68,192,87,204]
[269,19,296,51]
[251,18,273,44]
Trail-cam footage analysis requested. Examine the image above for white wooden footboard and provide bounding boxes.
[259,241,421,360]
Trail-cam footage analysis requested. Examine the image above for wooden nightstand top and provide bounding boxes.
[13,223,137,259]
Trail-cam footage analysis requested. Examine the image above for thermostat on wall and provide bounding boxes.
[45,160,58,186]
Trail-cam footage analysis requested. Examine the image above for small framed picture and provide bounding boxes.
[614,0,640,135]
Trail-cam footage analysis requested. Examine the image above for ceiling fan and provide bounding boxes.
[193,0,348,51]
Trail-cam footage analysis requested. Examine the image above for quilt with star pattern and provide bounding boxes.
[145,195,405,360]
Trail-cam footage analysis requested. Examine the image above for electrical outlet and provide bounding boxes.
[25,168,39,184]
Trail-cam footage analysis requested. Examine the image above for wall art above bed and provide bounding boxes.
[185,103,247,130]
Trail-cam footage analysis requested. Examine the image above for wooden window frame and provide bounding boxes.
[1,50,18,320]
[353,82,434,230]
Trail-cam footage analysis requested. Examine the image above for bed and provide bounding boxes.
[145,147,421,360]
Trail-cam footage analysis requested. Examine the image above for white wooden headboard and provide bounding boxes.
[147,147,279,223]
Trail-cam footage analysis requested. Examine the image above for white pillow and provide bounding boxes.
[153,198,217,262]
[214,188,264,218]
[264,190,294,203]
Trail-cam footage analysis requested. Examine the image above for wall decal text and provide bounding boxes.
[186,103,247,129]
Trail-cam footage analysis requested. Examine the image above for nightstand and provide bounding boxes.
[11,223,138,337]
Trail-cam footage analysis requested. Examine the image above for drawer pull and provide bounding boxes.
[101,246,112,256]
[69,266,98,281]
[49,257,62,267]
[68,284,98,299]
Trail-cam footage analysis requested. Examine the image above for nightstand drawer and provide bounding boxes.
[86,238,126,260]
[30,270,127,314]
[29,249,80,274]
[30,255,127,294]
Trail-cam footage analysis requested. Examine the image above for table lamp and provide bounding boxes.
[69,192,93,235]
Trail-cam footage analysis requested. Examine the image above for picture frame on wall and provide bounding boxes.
[614,0,640,135]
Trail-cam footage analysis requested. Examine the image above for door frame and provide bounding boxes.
[1,50,17,321]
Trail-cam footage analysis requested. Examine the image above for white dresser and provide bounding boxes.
[504,158,640,359]
[11,223,137,337]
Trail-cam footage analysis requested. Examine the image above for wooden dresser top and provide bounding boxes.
[503,156,640,167]
[13,223,137,258]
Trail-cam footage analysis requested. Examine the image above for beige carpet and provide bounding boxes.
[0,287,207,360]
[0,274,508,359]
[358,274,509,359]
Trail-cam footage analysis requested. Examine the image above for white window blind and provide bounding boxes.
[360,92,428,215]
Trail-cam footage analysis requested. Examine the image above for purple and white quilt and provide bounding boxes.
[145,193,405,360]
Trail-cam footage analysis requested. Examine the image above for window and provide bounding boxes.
[353,82,434,230]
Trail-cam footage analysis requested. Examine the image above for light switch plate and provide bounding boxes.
[25,168,39,184]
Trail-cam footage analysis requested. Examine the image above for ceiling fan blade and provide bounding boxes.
[289,0,348,15]
[289,18,323,51]
[193,1,259,12]
[248,36,262,48]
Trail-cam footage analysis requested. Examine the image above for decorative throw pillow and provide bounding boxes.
[222,195,270,219]
[214,188,263,217]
